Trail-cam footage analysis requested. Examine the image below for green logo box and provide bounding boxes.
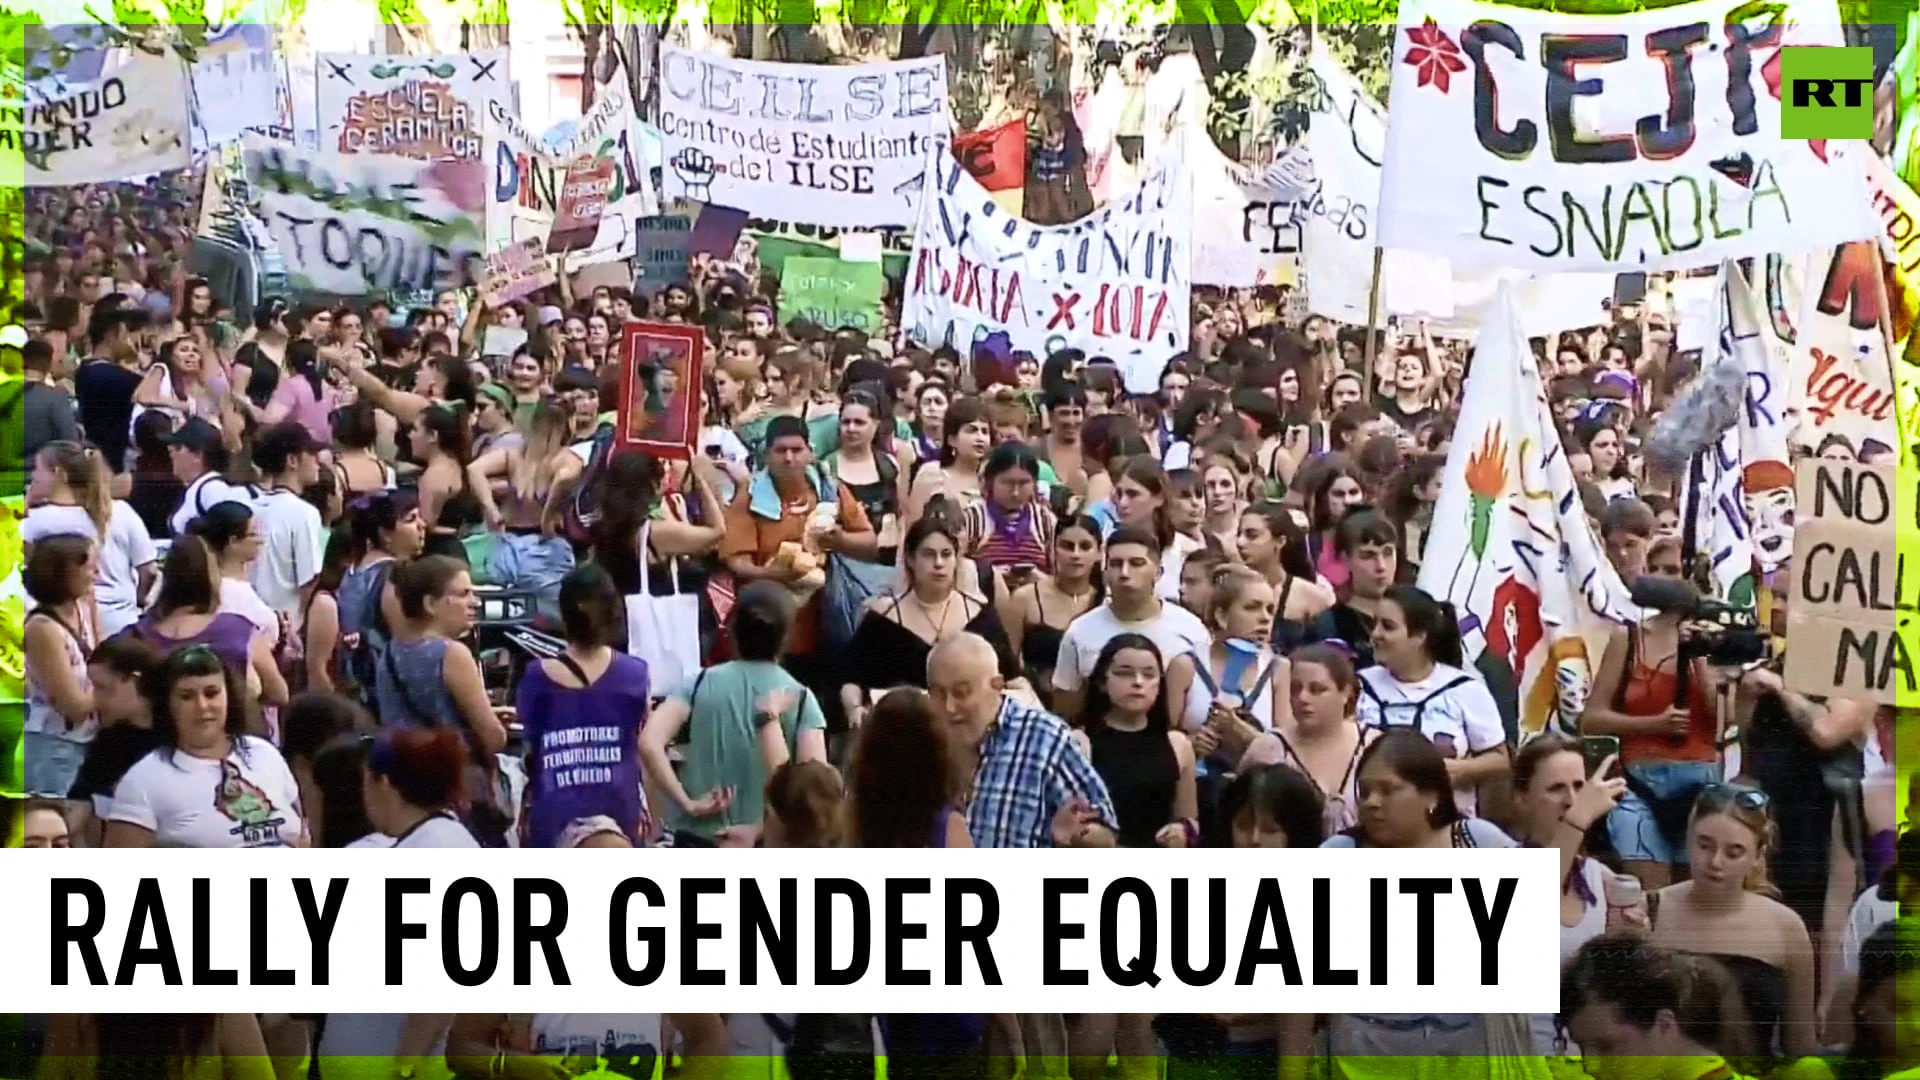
[1780,46,1876,140]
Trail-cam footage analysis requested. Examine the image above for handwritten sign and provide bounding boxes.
[482,238,558,306]
[548,158,615,255]
[484,85,655,266]
[317,51,508,163]
[657,48,950,227]
[6,48,191,186]
[1865,153,1920,444]
[778,256,886,334]
[243,134,485,295]
[1785,459,1915,704]
[1789,240,1899,453]
[1377,0,1878,272]
[902,151,1192,395]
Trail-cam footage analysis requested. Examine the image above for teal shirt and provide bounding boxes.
[666,660,827,838]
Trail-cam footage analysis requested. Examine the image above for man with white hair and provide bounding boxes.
[926,633,1117,849]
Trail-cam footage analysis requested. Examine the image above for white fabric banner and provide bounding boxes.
[484,79,659,267]
[902,150,1192,395]
[11,48,191,187]
[1377,0,1878,272]
[1192,140,1312,288]
[315,50,509,162]
[656,47,950,227]
[189,24,280,148]
[1417,286,1640,739]
[1685,261,1782,603]
[1790,241,1900,453]
[243,135,486,296]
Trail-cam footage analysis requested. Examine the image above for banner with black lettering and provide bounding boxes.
[1192,137,1311,288]
[10,48,192,187]
[243,135,485,295]
[903,149,1192,395]
[656,48,950,227]
[484,78,658,267]
[316,50,508,162]
[1377,0,1879,272]
[1785,459,1914,704]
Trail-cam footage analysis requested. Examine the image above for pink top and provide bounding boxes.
[1315,533,1349,592]
[273,374,339,444]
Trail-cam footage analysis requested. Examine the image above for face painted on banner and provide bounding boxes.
[1742,459,1795,569]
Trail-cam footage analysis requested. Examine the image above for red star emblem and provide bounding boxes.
[1403,17,1468,94]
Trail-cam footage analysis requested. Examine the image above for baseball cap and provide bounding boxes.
[164,416,224,454]
[254,421,323,475]
[538,305,565,326]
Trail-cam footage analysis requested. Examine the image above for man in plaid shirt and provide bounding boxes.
[927,633,1118,849]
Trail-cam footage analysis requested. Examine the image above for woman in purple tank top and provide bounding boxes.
[846,688,973,849]
[128,536,289,708]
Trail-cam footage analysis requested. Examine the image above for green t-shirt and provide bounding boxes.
[667,660,827,838]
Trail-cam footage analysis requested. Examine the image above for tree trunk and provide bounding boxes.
[581,21,603,111]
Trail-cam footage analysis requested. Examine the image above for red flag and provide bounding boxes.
[953,120,1027,194]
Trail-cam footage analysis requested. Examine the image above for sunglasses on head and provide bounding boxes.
[1701,783,1770,814]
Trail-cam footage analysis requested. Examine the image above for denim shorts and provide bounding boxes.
[23,732,87,799]
[1606,759,1722,864]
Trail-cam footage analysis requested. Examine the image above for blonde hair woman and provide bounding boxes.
[1181,565,1290,769]
[24,440,156,637]
[1647,785,1818,1059]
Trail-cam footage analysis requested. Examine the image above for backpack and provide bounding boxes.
[341,561,396,707]
[1358,673,1475,736]
[564,423,620,546]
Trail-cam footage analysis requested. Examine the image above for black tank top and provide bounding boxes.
[1088,722,1179,849]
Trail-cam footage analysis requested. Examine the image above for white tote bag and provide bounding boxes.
[624,522,704,694]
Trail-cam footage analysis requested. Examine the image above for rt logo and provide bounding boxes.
[1779,46,1876,139]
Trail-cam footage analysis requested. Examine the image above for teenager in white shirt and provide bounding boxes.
[1356,584,1510,817]
[188,500,281,648]
[1054,526,1210,722]
[23,440,157,637]
[167,416,250,537]
[104,644,306,848]
[249,421,328,615]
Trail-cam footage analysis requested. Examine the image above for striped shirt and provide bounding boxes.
[971,500,1053,572]
[964,696,1118,849]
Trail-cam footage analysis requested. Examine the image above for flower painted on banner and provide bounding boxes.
[1465,425,1508,559]
[1403,18,1467,93]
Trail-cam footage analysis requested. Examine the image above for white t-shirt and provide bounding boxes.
[528,1015,663,1078]
[107,736,305,848]
[1158,531,1202,601]
[1841,887,1898,978]
[171,472,251,536]
[22,501,156,636]
[393,814,480,848]
[249,488,326,615]
[345,833,397,849]
[1355,663,1507,817]
[221,578,280,646]
[1053,602,1213,694]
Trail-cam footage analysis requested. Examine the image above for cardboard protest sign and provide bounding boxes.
[548,158,615,255]
[1377,0,1878,273]
[657,47,950,227]
[902,150,1192,395]
[1416,285,1640,738]
[9,48,192,186]
[481,238,557,306]
[778,256,886,334]
[954,119,1026,216]
[1784,459,1916,704]
[243,135,485,295]
[316,50,508,162]
[484,83,655,266]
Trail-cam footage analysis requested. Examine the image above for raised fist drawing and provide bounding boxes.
[672,147,717,202]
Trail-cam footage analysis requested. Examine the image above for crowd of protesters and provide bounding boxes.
[5,53,1915,1080]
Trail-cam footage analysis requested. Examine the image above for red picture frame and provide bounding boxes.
[615,321,707,460]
